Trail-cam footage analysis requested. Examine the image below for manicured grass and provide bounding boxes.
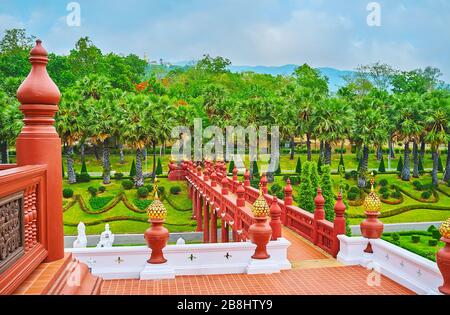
[63,178,195,235]
[382,230,445,262]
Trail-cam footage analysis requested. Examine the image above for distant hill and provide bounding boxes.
[149,61,356,92]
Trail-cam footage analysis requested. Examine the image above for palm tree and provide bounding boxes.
[56,89,84,184]
[423,91,450,187]
[295,87,320,161]
[392,93,423,181]
[0,91,22,163]
[313,98,350,165]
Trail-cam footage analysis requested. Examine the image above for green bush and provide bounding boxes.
[412,181,423,190]
[80,160,88,174]
[63,188,74,199]
[89,196,114,210]
[87,186,97,197]
[428,239,438,246]
[157,186,165,195]
[390,191,401,199]
[133,199,152,211]
[156,157,163,175]
[276,191,284,200]
[347,192,358,201]
[76,172,91,183]
[137,187,149,198]
[98,186,106,193]
[146,184,154,194]
[170,186,182,195]
[427,225,437,232]
[114,172,124,180]
[421,191,432,199]
[295,157,302,175]
[432,230,441,240]
[379,179,388,187]
[378,156,386,173]
[122,179,134,190]
[349,186,360,194]
[397,156,403,172]
[379,186,389,194]
[382,191,390,199]
[411,235,421,243]
[270,183,282,194]
[392,233,400,241]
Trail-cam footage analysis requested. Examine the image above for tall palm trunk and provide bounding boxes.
[135,148,144,187]
[119,143,125,164]
[93,144,100,160]
[444,141,450,182]
[401,142,411,181]
[0,141,8,164]
[432,150,439,187]
[376,145,382,161]
[142,148,147,161]
[324,142,332,165]
[152,142,157,178]
[102,138,111,184]
[358,145,369,188]
[388,138,395,159]
[66,145,76,184]
[420,139,426,161]
[80,142,85,163]
[289,136,295,160]
[306,133,312,161]
[412,142,419,178]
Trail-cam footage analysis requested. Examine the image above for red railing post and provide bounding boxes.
[313,188,325,245]
[221,177,229,195]
[244,168,250,187]
[332,192,347,256]
[210,203,218,243]
[270,195,282,240]
[203,199,210,243]
[236,183,245,207]
[260,173,268,194]
[16,40,64,262]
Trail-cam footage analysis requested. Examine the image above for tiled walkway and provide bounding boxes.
[100,228,414,295]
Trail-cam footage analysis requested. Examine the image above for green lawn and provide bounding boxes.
[382,230,445,262]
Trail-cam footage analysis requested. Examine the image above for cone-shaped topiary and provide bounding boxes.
[252,160,259,179]
[299,162,314,213]
[397,156,403,173]
[155,157,163,175]
[378,155,386,173]
[129,159,137,177]
[295,157,302,175]
[228,159,235,174]
[339,153,345,172]
[320,165,335,221]
[80,159,88,174]
[317,157,323,175]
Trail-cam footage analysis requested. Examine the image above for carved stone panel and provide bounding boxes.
[0,192,24,274]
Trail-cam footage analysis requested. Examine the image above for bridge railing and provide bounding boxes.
[185,163,347,258]
[0,165,49,294]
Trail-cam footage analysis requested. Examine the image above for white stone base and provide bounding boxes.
[140,263,175,280]
[246,258,281,275]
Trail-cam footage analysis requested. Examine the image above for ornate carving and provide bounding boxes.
[23,184,38,251]
[0,192,24,274]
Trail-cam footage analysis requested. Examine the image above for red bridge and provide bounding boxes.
[183,160,347,257]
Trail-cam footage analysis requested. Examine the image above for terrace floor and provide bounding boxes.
[100,227,414,295]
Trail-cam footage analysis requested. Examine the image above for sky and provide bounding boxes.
[1,0,449,80]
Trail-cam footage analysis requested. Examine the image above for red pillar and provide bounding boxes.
[16,40,64,262]
[244,169,250,187]
[210,205,218,243]
[203,200,210,243]
[269,196,282,240]
[196,192,203,232]
[221,221,229,243]
[260,173,268,194]
[332,192,347,257]
[313,188,325,245]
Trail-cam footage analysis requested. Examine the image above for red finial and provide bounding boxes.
[314,187,325,207]
[17,39,61,105]
[284,178,292,193]
[334,192,346,217]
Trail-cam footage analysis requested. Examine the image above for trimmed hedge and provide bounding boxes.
[63,188,74,199]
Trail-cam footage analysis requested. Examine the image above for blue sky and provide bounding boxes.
[1,0,449,80]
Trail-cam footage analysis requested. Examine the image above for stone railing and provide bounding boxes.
[0,165,49,294]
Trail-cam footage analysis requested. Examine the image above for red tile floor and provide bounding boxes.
[100,227,414,295]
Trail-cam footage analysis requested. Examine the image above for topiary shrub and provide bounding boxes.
[432,229,441,240]
[379,186,389,194]
[63,188,74,199]
[137,187,149,198]
[411,235,421,243]
[347,192,358,201]
[397,156,403,173]
[76,172,91,183]
[421,191,432,199]
[157,186,165,195]
[349,186,360,194]
[350,170,358,179]
[276,191,284,200]
[427,225,437,233]
[170,186,182,195]
[114,172,124,180]
[98,186,106,193]
[428,239,438,246]
[155,157,163,175]
[146,184,154,193]
[413,180,422,190]
[295,157,302,175]
[382,191,390,199]
[390,191,401,199]
[270,183,282,194]
[378,156,386,173]
[87,186,97,197]
[379,179,388,187]
[289,176,301,186]
[392,233,400,241]
[122,179,134,190]
[129,159,137,177]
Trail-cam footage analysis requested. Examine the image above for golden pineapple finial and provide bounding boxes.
[440,218,450,239]
[147,176,167,220]
[363,172,382,213]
